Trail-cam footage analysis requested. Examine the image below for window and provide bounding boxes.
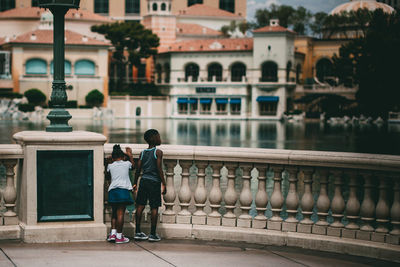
[50,60,72,76]
[26,59,47,75]
[286,61,292,82]
[200,99,212,114]
[152,3,158,11]
[296,64,302,84]
[125,0,140,14]
[185,63,199,82]
[161,3,166,11]
[189,98,198,114]
[316,58,333,84]
[259,102,277,116]
[94,0,109,14]
[0,0,15,12]
[261,61,278,82]
[230,99,241,115]
[208,63,223,82]
[188,0,203,6]
[164,63,170,83]
[231,62,246,82]
[0,52,11,78]
[177,98,188,114]
[216,99,228,114]
[155,64,162,83]
[219,0,235,13]
[31,0,39,7]
[75,60,95,75]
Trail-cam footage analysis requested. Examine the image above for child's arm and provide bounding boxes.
[156,149,167,194]
[133,152,142,191]
[125,147,134,167]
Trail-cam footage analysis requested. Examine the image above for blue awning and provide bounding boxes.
[200,98,212,104]
[230,98,241,104]
[188,98,197,104]
[215,98,228,104]
[256,96,279,102]
[177,98,188,104]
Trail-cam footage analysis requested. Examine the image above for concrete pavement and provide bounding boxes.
[0,239,396,267]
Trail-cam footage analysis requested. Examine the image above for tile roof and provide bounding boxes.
[159,38,253,53]
[6,29,110,46]
[253,25,296,34]
[176,23,222,36]
[0,7,111,22]
[178,4,241,18]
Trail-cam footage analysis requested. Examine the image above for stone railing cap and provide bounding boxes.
[0,144,24,159]
[13,131,107,145]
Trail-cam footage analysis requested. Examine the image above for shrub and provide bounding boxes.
[18,103,35,112]
[24,89,46,106]
[85,89,104,107]
[66,100,77,108]
[0,92,23,99]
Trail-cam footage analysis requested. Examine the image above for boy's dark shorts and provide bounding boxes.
[136,179,161,208]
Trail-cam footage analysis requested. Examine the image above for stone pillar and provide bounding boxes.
[357,172,375,241]
[13,131,107,243]
[208,162,223,226]
[177,160,192,224]
[343,170,360,239]
[2,159,18,225]
[253,165,268,229]
[192,161,208,225]
[268,165,284,230]
[313,168,330,235]
[237,164,253,228]
[283,167,299,232]
[389,175,400,245]
[222,162,238,227]
[374,175,390,243]
[161,159,177,224]
[298,167,314,233]
[328,170,345,237]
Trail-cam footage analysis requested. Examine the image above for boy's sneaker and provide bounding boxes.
[107,234,116,242]
[148,234,161,242]
[134,232,148,241]
[115,235,129,244]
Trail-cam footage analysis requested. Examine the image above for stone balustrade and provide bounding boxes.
[104,144,400,249]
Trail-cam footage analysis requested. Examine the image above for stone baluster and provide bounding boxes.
[177,160,192,224]
[253,165,268,229]
[268,165,284,230]
[222,162,238,227]
[3,160,18,225]
[357,172,375,240]
[237,164,253,228]
[328,170,345,237]
[313,168,330,235]
[208,162,223,226]
[389,175,400,245]
[343,170,361,239]
[298,167,314,233]
[162,159,177,223]
[283,167,299,232]
[192,161,208,225]
[375,175,390,237]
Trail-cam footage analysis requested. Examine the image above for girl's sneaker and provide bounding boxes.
[134,232,148,240]
[148,234,161,242]
[107,234,116,242]
[115,235,130,244]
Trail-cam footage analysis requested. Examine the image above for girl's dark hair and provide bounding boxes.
[144,129,159,144]
[112,144,125,159]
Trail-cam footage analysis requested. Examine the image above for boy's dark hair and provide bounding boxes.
[144,129,159,144]
[112,144,125,159]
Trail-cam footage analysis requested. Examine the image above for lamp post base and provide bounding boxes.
[46,108,72,132]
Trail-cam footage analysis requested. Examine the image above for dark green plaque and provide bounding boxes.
[37,150,93,222]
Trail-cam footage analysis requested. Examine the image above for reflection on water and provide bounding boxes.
[1,118,399,155]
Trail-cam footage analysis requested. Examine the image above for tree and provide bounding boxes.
[310,12,328,38]
[85,89,104,107]
[24,88,46,106]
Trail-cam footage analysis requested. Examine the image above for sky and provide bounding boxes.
[247,0,349,21]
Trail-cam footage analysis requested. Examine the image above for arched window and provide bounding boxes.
[152,3,158,11]
[155,64,162,83]
[94,0,109,14]
[0,0,15,12]
[316,58,333,83]
[185,63,199,82]
[188,0,203,6]
[219,0,235,13]
[161,3,166,11]
[50,60,72,76]
[31,0,39,7]
[164,63,170,83]
[26,58,47,75]
[75,60,95,75]
[208,63,223,82]
[231,62,246,82]
[125,0,140,14]
[286,61,292,82]
[296,64,302,84]
[261,61,278,82]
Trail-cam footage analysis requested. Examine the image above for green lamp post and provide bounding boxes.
[39,0,80,132]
